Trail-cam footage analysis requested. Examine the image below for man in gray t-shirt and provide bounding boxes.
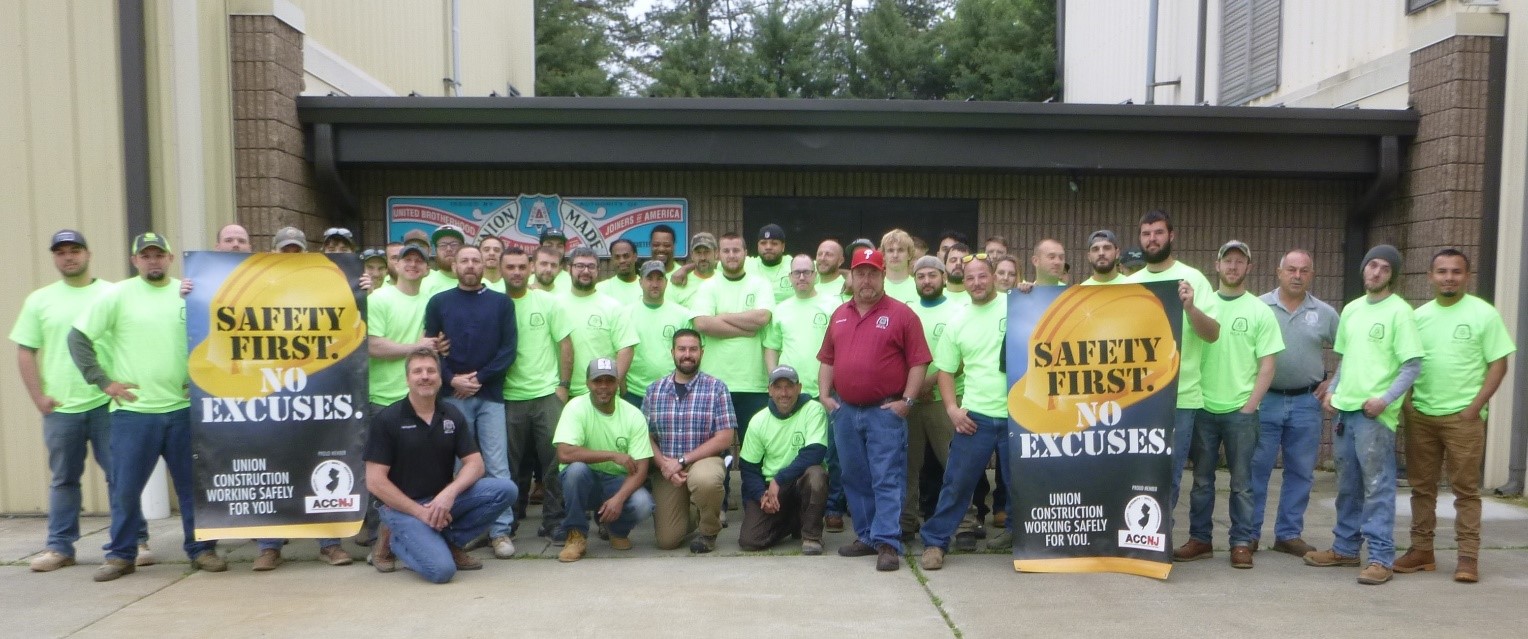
[1251,250,1338,557]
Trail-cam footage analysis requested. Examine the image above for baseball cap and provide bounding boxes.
[846,238,875,253]
[272,226,307,251]
[50,229,87,250]
[587,357,618,380]
[323,227,356,247]
[758,224,786,242]
[768,365,799,385]
[431,224,465,246]
[402,229,430,247]
[1087,229,1118,249]
[1218,239,1251,260]
[691,232,718,251]
[360,248,387,263]
[398,244,429,261]
[850,248,885,271]
[639,260,667,278]
[540,227,567,243]
[912,255,945,273]
[131,232,170,255]
[1122,247,1147,269]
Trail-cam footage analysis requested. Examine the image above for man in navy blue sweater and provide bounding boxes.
[423,245,519,558]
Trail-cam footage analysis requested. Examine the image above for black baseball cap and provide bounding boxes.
[131,232,170,255]
[758,224,786,242]
[540,227,567,242]
[50,229,87,250]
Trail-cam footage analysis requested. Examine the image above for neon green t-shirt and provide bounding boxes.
[1332,293,1424,429]
[553,394,654,476]
[562,291,640,396]
[597,276,643,305]
[1127,261,1219,409]
[669,268,712,309]
[761,294,839,393]
[814,274,849,302]
[1200,292,1285,414]
[746,256,793,302]
[366,284,430,405]
[531,271,573,297]
[884,275,919,304]
[690,273,776,393]
[482,277,506,294]
[419,269,459,297]
[10,279,114,413]
[1412,294,1516,417]
[626,300,696,396]
[944,289,971,306]
[933,298,1008,418]
[1080,274,1125,286]
[911,296,969,401]
[741,400,829,482]
[72,278,189,413]
[504,289,573,401]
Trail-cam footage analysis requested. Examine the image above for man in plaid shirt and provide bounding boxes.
[643,328,738,553]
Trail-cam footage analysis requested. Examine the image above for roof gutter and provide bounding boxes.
[1343,134,1401,302]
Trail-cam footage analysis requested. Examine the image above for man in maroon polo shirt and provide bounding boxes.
[817,248,931,572]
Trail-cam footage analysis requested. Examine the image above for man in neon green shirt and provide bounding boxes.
[1307,244,1422,585]
[667,231,717,309]
[553,358,655,562]
[941,243,972,306]
[738,366,829,554]
[763,254,839,395]
[814,239,848,301]
[626,260,697,405]
[1079,230,1123,285]
[902,256,966,539]
[420,224,465,296]
[1124,209,1221,513]
[1028,238,1067,287]
[533,227,574,293]
[1394,248,1515,583]
[692,232,776,436]
[746,224,793,302]
[563,247,638,396]
[530,245,570,297]
[478,236,506,293]
[881,229,919,303]
[597,239,643,304]
[1177,241,1283,568]
[14,230,150,573]
[69,233,225,581]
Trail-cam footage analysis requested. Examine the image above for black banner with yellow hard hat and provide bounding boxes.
[1006,281,1183,579]
[185,251,369,540]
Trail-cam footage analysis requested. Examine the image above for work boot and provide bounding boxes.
[954,532,977,553]
[29,551,75,572]
[1173,539,1213,562]
[1304,548,1360,567]
[689,534,717,554]
[825,514,845,533]
[1230,545,1253,569]
[135,543,156,567]
[369,526,396,573]
[559,530,588,562]
[920,547,946,571]
[449,544,482,570]
[875,544,900,571]
[492,536,517,559]
[193,550,228,572]
[1393,548,1436,573]
[987,530,1013,551]
[1454,556,1479,583]
[319,545,353,566]
[1357,562,1393,585]
[252,549,283,571]
[93,558,135,582]
[610,535,633,551]
[801,539,823,556]
[1272,537,1316,557]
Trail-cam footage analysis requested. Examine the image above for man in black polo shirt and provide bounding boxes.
[365,348,517,584]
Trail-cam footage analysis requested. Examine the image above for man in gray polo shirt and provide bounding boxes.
[1250,249,1338,557]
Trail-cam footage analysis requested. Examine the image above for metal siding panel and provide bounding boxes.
[1219,0,1252,105]
[1247,0,1282,98]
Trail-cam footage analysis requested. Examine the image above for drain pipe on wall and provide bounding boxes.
[1144,0,1159,104]
[448,0,463,96]
[1343,136,1401,303]
[1194,0,1207,104]
[1497,123,1528,496]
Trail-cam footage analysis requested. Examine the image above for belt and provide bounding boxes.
[1269,383,1319,396]
[842,395,902,409]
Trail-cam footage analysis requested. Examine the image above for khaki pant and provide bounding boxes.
[1403,406,1486,558]
[739,465,828,550]
[649,455,726,549]
[902,401,955,533]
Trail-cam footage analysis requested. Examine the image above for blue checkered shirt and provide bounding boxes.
[643,371,737,458]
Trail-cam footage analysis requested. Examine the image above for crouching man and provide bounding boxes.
[365,348,517,583]
[738,366,829,554]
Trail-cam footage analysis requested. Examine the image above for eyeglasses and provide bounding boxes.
[790,269,814,277]
[959,252,989,264]
[570,262,598,271]
[435,239,463,249]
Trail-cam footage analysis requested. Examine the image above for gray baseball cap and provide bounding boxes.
[1218,239,1251,260]
[272,226,307,251]
[587,357,618,380]
[768,365,799,385]
[1087,229,1118,249]
[691,232,718,251]
[639,260,667,278]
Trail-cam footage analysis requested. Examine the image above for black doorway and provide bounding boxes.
[742,197,979,256]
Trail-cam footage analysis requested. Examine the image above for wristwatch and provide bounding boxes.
[677,455,689,469]
[903,396,916,407]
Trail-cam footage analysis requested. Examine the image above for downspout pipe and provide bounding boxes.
[1055,0,1066,102]
[1194,0,1207,104]
[1343,135,1401,303]
[1496,106,1528,496]
[449,0,463,96]
[118,0,152,244]
[1145,0,1159,104]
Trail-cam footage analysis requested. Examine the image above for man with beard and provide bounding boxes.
[423,246,519,559]
[900,256,966,540]
[919,255,1012,571]
[562,247,638,397]
[1176,241,1283,568]
[532,229,574,293]
[71,233,225,581]
[814,239,847,301]
[1307,245,1421,585]
[17,230,151,573]
[644,329,736,552]
[214,224,251,253]
[1079,230,1122,285]
[361,249,389,295]
[626,261,696,407]
[477,236,506,292]
[322,228,357,253]
[667,230,715,308]
[532,245,569,297]
[936,231,969,263]
[500,246,574,541]
[739,365,829,554]
[942,243,972,305]
[1394,249,1514,583]
[745,224,793,302]
[384,241,404,285]
[597,239,643,303]
[1125,209,1221,514]
[555,358,655,562]
[421,224,466,296]
[692,233,776,435]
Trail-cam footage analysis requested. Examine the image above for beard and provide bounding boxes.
[1143,240,1172,264]
[761,254,782,267]
[675,359,700,376]
[918,286,944,302]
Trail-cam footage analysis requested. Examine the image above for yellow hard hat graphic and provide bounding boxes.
[1008,284,1179,435]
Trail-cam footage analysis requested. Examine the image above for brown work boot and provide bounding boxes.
[1303,548,1360,567]
[369,527,396,573]
[1172,539,1213,562]
[838,539,876,557]
[920,547,945,571]
[875,544,900,571]
[1454,556,1479,583]
[1230,545,1253,569]
[1272,537,1316,557]
[448,544,482,571]
[319,545,354,566]
[825,514,845,533]
[1357,562,1393,585]
[1393,548,1436,573]
[558,530,588,563]
[252,548,282,571]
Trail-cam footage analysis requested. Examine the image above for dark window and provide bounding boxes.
[1219,0,1282,106]
[1406,0,1443,15]
[742,197,978,259]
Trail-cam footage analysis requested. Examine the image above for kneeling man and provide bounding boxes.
[555,358,656,562]
[739,366,829,554]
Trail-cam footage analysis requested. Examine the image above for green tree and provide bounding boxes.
[853,0,951,99]
[534,0,632,96]
[939,0,1057,101]
[733,1,844,98]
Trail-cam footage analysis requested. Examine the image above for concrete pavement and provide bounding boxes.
[5,470,1528,638]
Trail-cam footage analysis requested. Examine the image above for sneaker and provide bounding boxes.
[837,539,876,557]
[369,527,396,573]
[920,547,946,571]
[1272,537,1316,557]
[801,539,823,556]
[1303,548,1360,567]
[135,543,156,567]
[1454,556,1479,583]
[93,558,135,582]
[825,515,845,533]
[30,550,75,572]
[689,534,717,554]
[610,536,633,551]
[559,530,587,562]
[1173,539,1213,562]
[875,544,900,571]
[252,548,283,571]
[449,544,482,570]
[319,545,353,566]
[954,532,977,553]
[193,550,228,573]
[987,530,1013,551]
[1230,545,1253,569]
[1357,562,1393,585]
[492,536,517,559]
[1393,548,1436,573]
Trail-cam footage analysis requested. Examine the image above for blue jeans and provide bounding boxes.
[445,396,514,538]
[833,403,907,552]
[43,405,147,556]
[920,412,1012,550]
[257,538,339,552]
[1332,411,1397,568]
[1251,392,1321,542]
[378,477,516,583]
[1188,409,1258,546]
[106,409,215,562]
[1169,408,1195,513]
[824,407,845,516]
[557,463,654,538]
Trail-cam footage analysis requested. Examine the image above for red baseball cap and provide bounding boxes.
[850,248,885,271]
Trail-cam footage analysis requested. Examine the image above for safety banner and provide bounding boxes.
[1005,282,1183,579]
[387,195,690,257]
[185,251,369,540]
